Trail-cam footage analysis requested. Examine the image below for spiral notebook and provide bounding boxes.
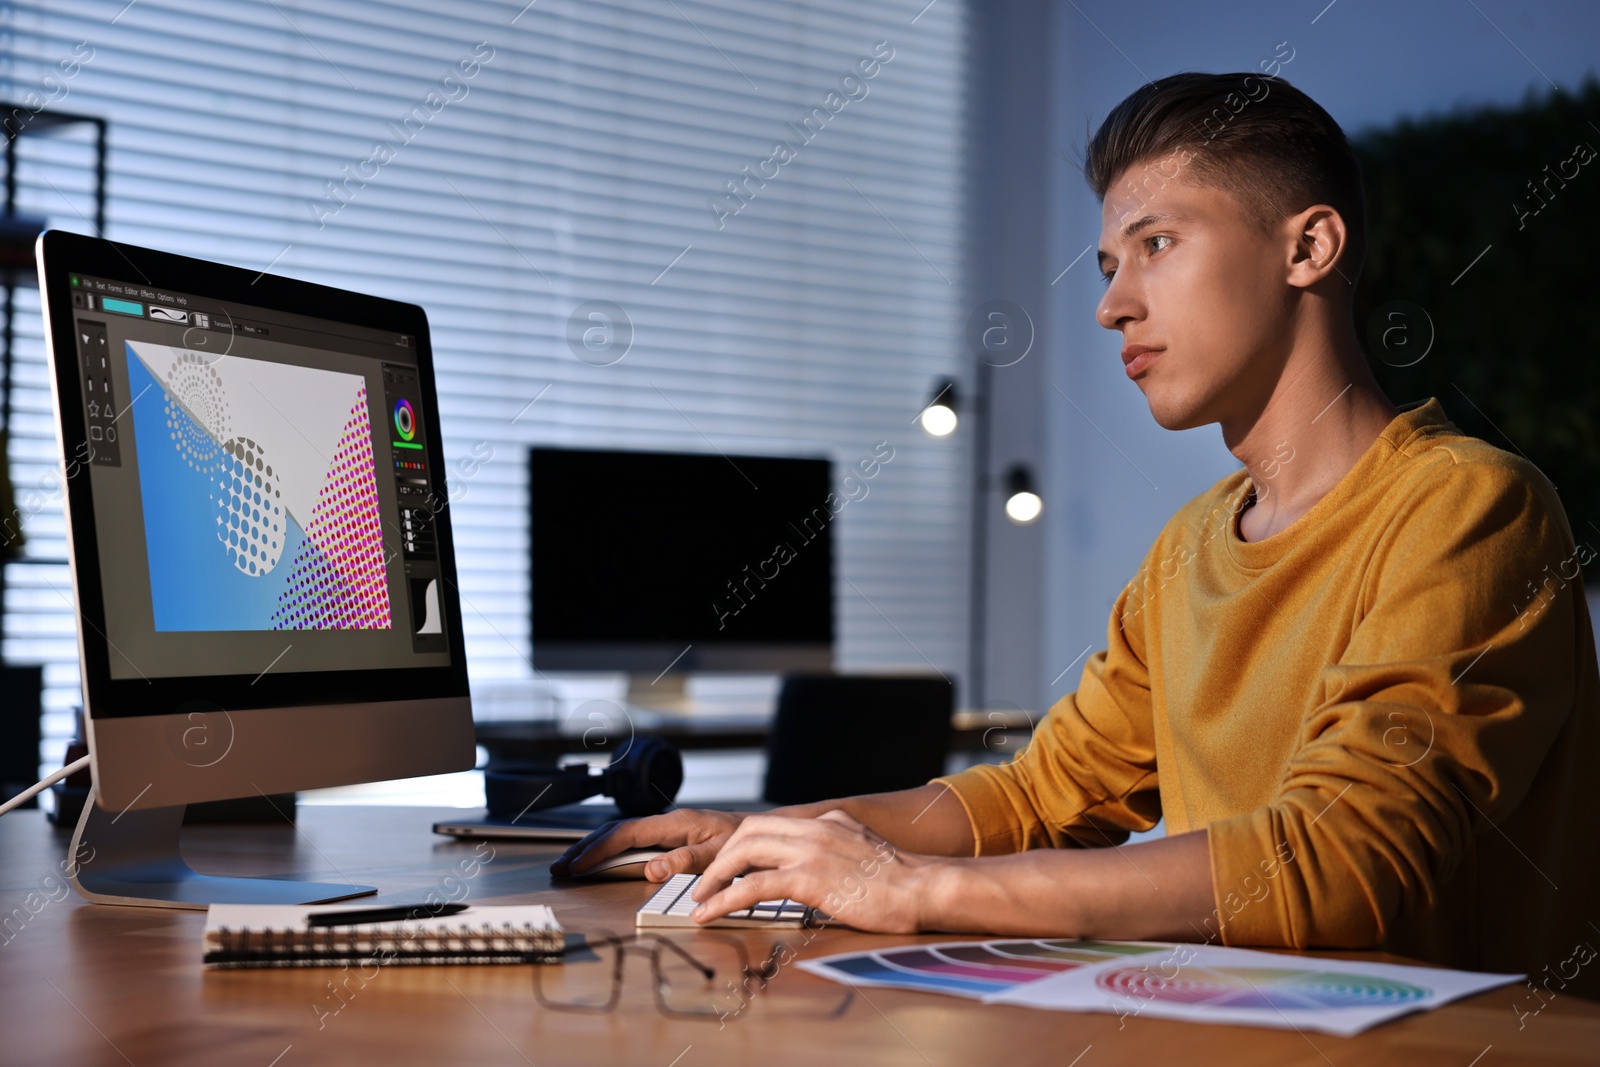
[203,903,564,969]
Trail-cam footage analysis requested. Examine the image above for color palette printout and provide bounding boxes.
[796,939,1521,1036]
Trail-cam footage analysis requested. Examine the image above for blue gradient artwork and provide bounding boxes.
[127,351,328,631]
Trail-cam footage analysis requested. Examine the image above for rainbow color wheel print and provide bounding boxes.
[798,940,1162,999]
[804,938,1522,1036]
[1095,964,1430,1010]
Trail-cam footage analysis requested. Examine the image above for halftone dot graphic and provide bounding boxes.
[162,351,230,473]
[212,436,284,576]
[1094,965,1431,1010]
[164,350,231,470]
[271,385,392,630]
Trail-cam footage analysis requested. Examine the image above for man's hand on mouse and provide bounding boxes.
[550,808,749,881]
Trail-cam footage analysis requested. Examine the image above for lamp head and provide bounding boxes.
[1003,465,1042,525]
[919,378,959,437]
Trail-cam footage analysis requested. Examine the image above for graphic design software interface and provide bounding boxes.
[67,272,450,680]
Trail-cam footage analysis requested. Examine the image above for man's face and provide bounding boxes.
[1095,155,1292,431]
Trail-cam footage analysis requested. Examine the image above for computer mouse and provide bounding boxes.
[573,848,672,881]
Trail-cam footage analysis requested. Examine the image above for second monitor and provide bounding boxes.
[529,447,834,707]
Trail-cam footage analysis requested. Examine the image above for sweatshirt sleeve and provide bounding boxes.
[932,545,1164,855]
[1206,459,1582,950]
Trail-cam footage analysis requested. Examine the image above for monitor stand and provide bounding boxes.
[68,785,377,910]
[624,671,691,714]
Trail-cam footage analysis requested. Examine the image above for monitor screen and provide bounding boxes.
[40,231,475,855]
[529,447,833,672]
[40,232,467,719]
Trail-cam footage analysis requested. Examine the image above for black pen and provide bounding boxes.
[306,902,469,927]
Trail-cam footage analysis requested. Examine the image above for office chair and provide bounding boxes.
[762,674,954,805]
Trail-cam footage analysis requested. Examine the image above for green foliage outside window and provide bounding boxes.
[1352,77,1600,582]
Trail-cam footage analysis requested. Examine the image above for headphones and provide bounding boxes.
[483,734,684,819]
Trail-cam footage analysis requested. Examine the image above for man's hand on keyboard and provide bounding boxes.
[689,810,933,934]
[549,808,749,882]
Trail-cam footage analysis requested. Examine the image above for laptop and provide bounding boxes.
[433,804,625,842]
[433,799,774,842]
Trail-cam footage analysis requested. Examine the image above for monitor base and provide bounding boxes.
[68,785,377,910]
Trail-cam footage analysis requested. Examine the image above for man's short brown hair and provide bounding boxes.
[1085,71,1367,284]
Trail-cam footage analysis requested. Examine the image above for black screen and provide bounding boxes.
[529,448,833,649]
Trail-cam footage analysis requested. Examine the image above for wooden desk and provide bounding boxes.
[3,805,1595,1066]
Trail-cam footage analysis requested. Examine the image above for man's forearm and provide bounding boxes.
[773,782,976,858]
[916,827,1216,941]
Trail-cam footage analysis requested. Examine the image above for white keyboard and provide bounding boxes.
[636,873,815,929]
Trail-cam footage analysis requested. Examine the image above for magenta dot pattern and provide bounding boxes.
[271,387,392,630]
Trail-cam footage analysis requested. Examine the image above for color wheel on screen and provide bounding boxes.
[393,398,415,440]
[1094,964,1430,1010]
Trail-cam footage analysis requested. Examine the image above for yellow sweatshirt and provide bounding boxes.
[936,398,1600,999]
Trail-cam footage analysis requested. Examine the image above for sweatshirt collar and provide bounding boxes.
[1222,397,1452,570]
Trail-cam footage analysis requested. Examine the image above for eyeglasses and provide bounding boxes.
[533,930,853,1023]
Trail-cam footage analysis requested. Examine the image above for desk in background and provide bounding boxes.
[474,707,1036,761]
[2,805,1594,1066]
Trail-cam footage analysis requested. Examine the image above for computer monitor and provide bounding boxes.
[529,447,833,706]
[36,230,474,907]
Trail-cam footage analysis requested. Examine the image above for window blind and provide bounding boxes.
[1,0,971,782]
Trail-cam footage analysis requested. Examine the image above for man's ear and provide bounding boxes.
[1285,204,1353,289]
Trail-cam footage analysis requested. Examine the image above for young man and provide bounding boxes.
[553,72,1600,996]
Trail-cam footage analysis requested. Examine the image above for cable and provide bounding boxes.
[0,755,90,817]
